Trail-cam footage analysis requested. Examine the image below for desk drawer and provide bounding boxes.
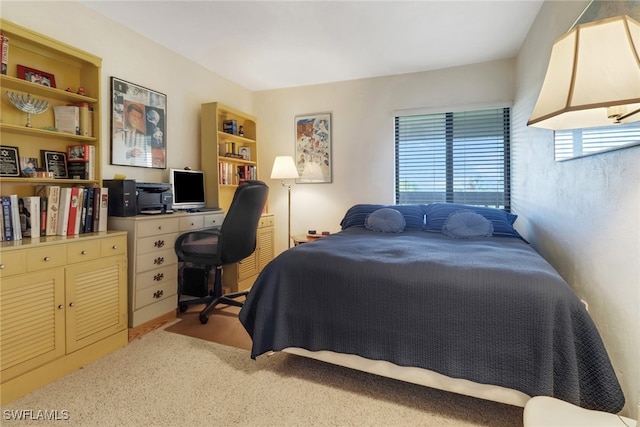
[135,264,178,292]
[179,215,204,231]
[137,233,178,256]
[136,248,177,273]
[203,212,224,229]
[259,215,274,228]
[137,218,179,238]
[101,235,127,257]
[135,280,176,310]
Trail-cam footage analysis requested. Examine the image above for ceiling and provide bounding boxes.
[82,0,545,92]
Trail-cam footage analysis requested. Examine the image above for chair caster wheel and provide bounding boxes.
[179,304,188,313]
[199,313,208,324]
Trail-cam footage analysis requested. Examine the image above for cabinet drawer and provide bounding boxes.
[179,215,204,231]
[134,280,177,310]
[67,240,101,264]
[0,250,27,277]
[134,264,178,292]
[137,233,178,256]
[203,212,224,229]
[137,218,179,238]
[27,246,68,272]
[136,248,177,273]
[101,235,127,257]
[259,215,274,228]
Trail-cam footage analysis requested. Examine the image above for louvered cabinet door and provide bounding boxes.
[257,225,274,271]
[64,255,127,353]
[0,269,65,382]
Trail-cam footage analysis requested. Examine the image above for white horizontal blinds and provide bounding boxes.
[395,107,511,210]
[555,122,640,161]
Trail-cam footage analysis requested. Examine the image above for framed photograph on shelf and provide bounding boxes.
[239,146,251,160]
[17,65,56,88]
[110,77,167,169]
[41,150,68,179]
[0,145,21,177]
[294,112,332,183]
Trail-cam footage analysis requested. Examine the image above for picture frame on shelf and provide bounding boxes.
[0,145,21,177]
[17,65,56,88]
[19,156,39,177]
[41,150,68,179]
[239,146,251,160]
[294,112,332,183]
[110,77,167,169]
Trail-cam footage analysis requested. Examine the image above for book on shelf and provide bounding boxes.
[84,187,95,233]
[223,120,238,135]
[67,145,95,180]
[35,185,61,236]
[78,104,93,137]
[57,187,72,236]
[95,187,109,232]
[65,187,81,236]
[54,106,80,135]
[39,197,47,237]
[0,31,8,75]
[20,196,40,238]
[2,196,14,241]
[77,187,88,234]
[9,194,22,241]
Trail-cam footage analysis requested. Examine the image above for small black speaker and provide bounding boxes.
[181,267,209,297]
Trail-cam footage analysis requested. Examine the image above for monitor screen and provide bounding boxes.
[170,169,206,210]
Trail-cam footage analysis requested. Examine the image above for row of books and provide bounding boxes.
[0,186,108,241]
[218,162,257,185]
[53,104,94,137]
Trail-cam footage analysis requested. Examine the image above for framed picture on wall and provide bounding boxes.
[110,77,167,169]
[294,112,332,183]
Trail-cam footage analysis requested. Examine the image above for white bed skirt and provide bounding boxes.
[281,347,531,408]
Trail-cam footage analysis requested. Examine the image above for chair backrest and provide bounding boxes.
[219,180,269,264]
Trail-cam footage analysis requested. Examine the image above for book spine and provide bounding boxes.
[66,187,80,236]
[79,187,88,234]
[0,32,8,75]
[40,197,47,236]
[10,194,22,240]
[98,188,108,232]
[84,188,95,233]
[2,196,13,240]
[21,196,40,238]
[57,187,71,236]
[46,186,60,236]
[92,188,101,232]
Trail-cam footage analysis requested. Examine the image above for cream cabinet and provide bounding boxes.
[108,210,224,328]
[223,213,274,292]
[0,232,128,405]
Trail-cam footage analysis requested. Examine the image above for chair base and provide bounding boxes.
[178,266,249,324]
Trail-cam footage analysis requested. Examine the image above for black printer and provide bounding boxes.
[136,182,173,214]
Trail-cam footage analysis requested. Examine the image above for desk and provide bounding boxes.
[108,210,224,329]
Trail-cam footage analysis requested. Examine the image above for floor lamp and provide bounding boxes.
[270,156,299,248]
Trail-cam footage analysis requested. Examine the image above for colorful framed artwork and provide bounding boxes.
[17,65,56,88]
[294,112,332,183]
[110,77,167,169]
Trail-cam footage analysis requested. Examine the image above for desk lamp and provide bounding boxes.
[270,156,300,248]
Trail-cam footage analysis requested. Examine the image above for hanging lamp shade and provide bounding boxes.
[528,15,640,130]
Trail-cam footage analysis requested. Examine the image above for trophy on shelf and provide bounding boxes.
[6,91,50,128]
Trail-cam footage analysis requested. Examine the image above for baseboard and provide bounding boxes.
[128,310,177,341]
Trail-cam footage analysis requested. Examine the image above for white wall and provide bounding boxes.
[255,59,515,253]
[2,1,254,184]
[513,0,639,418]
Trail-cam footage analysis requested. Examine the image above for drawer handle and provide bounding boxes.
[112,245,118,250]
[153,273,164,281]
[81,250,88,255]
[69,302,75,307]
[153,290,164,299]
[157,225,163,230]
[44,256,51,262]
[154,257,165,265]
[154,240,165,248]
[0,264,4,270]
[58,304,64,310]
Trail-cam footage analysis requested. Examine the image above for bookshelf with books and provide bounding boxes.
[0,19,102,199]
[200,102,258,211]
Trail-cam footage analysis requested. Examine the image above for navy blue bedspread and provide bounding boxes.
[239,228,624,412]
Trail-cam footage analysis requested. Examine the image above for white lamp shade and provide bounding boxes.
[270,156,299,180]
[528,15,640,130]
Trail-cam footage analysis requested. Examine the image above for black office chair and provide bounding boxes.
[174,180,269,324]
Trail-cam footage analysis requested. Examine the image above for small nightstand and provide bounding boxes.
[291,233,329,246]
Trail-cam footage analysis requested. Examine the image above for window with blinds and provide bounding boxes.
[395,107,511,210]
[554,122,640,161]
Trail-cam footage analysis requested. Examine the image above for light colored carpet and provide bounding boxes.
[1,323,524,426]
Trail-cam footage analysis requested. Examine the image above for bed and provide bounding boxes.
[238,203,625,413]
